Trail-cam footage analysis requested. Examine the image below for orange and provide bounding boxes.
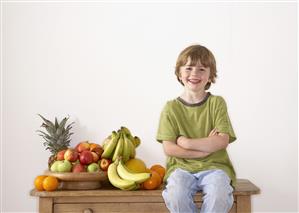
[125,158,147,173]
[42,176,59,191]
[143,170,162,190]
[150,164,166,179]
[34,175,47,191]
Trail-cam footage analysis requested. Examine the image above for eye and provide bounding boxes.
[185,67,192,71]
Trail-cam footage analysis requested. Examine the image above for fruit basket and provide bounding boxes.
[44,170,108,190]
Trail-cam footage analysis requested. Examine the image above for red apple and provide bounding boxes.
[90,143,104,156]
[76,141,90,153]
[64,148,79,162]
[91,152,100,163]
[56,149,67,160]
[72,163,86,173]
[99,158,111,171]
[79,150,93,165]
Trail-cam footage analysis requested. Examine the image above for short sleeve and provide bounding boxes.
[156,104,178,143]
[214,97,236,143]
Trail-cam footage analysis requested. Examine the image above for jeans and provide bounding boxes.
[162,168,234,213]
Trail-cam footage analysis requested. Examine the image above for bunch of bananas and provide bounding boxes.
[107,158,151,190]
[101,127,141,163]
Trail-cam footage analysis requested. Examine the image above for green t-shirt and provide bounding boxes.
[156,92,237,187]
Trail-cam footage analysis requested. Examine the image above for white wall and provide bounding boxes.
[2,2,297,212]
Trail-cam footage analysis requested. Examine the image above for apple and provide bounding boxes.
[72,163,86,173]
[99,158,111,171]
[50,161,62,172]
[79,150,93,165]
[56,149,67,160]
[64,148,79,162]
[57,160,72,172]
[87,163,100,172]
[91,152,100,163]
[76,141,90,153]
[90,143,104,156]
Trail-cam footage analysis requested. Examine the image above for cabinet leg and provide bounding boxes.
[236,195,251,213]
[39,197,53,213]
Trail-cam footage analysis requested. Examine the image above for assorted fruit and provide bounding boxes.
[49,141,106,173]
[34,115,166,192]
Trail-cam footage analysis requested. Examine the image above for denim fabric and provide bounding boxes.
[162,168,234,213]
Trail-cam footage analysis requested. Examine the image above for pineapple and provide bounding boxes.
[37,114,74,168]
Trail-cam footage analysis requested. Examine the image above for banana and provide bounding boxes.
[102,131,119,159]
[122,134,132,163]
[107,159,136,190]
[121,126,135,141]
[123,134,136,159]
[133,136,141,148]
[128,138,136,158]
[117,160,151,184]
[102,135,112,150]
[120,183,140,191]
[121,126,141,148]
[112,132,124,162]
[121,126,132,137]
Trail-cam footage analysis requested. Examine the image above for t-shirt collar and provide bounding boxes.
[177,92,211,107]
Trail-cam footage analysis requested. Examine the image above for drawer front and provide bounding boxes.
[54,203,236,213]
[54,203,169,213]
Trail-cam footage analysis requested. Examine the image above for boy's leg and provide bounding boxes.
[195,169,234,213]
[162,168,198,213]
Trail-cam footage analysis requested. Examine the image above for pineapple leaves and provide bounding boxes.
[37,114,74,155]
[55,117,59,129]
[38,114,55,129]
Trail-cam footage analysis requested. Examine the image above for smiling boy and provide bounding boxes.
[157,44,236,213]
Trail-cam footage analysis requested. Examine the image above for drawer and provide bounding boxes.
[54,203,169,213]
[54,202,236,213]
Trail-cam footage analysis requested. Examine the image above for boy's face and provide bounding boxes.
[179,57,211,93]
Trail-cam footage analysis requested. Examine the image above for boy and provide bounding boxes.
[156,44,236,213]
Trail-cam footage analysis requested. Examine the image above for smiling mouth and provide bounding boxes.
[188,79,201,84]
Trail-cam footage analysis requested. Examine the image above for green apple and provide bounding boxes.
[57,160,72,172]
[50,161,62,172]
[87,163,100,172]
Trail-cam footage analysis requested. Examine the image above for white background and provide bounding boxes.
[2,1,298,212]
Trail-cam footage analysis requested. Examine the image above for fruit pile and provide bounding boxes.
[50,141,108,173]
[35,115,166,192]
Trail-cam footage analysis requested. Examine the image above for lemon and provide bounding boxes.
[125,158,147,173]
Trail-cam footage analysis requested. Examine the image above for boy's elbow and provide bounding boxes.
[222,140,229,149]
[218,133,229,149]
[162,141,176,156]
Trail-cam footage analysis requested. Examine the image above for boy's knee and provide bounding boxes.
[162,185,197,212]
[163,186,189,202]
[203,184,234,210]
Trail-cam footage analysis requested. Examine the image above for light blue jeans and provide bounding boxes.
[162,168,234,213]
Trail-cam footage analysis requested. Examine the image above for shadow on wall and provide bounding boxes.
[70,118,101,146]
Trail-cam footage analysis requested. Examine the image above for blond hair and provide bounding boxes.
[175,44,217,90]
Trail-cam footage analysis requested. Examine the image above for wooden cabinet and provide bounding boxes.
[30,179,259,213]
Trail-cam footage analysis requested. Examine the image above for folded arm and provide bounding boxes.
[177,129,230,153]
[162,140,211,159]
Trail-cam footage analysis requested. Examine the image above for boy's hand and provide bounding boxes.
[209,128,219,137]
[177,135,188,147]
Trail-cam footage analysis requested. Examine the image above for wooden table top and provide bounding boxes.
[30,178,260,197]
